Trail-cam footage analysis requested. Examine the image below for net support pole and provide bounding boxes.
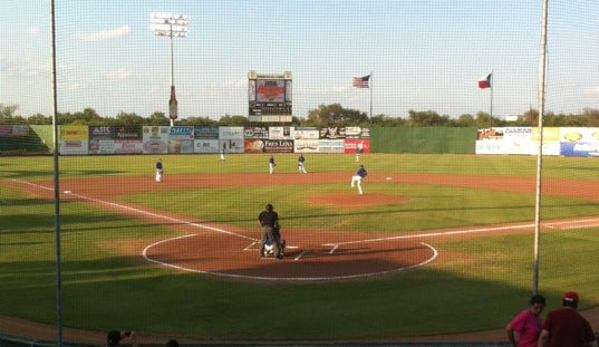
[49,0,64,345]
[533,0,549,295]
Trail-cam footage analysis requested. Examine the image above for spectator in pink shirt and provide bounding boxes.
[507,294,546,347]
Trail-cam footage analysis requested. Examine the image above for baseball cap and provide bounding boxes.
[562,291,579,304]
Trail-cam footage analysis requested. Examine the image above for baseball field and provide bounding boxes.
[0,153,598,344]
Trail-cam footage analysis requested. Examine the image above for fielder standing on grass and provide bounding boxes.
[220,143,226,161]
[351,164,367,195]
[298,153,307,173]
[269,155,276,174]
[155,158,163,182]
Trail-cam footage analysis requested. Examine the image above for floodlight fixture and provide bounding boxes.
[150,12,190,124]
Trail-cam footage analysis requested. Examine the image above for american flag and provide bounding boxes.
[352,75,370,88]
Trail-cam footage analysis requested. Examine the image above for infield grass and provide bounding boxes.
[0,154,598,341]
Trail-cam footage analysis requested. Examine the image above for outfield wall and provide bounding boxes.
[476,127,599,157]
[1,125,598,157]
[370,127,475,154]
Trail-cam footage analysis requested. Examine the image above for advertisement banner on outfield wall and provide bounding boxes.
[476,127,538,155]
[475,127,599,156]
[168,126,194,154]
[559,127,599,157]
[294,139,320,153]
[114,126,143,154]
[293,127,320,140]
[531,127,560,156]
[0,125,30,137]
[320,126,346,139]
[114,139,143,154]
[60,125,89,155]
[244,126,269,139]
[475,128,504,154]
[269,126,294,139]
[244,139,266,153]
[344,139,371,154]
[143,126,169,154]
[319,139,345,153]
[345,127,370,139]
[219,126,244,140]
[262,139,294,153]
[194,139,220,153]
[220,139,244,154]
[502,127,534,155]
[88,126,115,154]
[193,126,219,139]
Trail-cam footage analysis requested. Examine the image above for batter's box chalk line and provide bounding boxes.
[244,241,298,251]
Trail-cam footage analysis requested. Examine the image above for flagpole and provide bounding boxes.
[490,70,494,124]
[369,71,373,119]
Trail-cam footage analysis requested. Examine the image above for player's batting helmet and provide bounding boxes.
[265,204,273,211]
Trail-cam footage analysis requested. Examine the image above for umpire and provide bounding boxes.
[258,203,282,259]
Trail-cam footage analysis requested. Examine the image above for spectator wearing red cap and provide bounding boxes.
[506,294,546,347]
[537,291,598,347]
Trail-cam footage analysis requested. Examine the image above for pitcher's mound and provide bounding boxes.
[307,193,408,208]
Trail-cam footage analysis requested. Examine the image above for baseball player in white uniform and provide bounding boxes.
[155,158,163,182]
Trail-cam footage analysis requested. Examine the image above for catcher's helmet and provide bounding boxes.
[265,203,273,211]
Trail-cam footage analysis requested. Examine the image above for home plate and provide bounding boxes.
[386,177,392,180]
[63,190,72,194]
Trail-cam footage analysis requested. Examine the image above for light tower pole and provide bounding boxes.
[150,13,190,126]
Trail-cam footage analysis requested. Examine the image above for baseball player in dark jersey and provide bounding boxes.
[298,154,307,173]
[350,164,367,195]
[269,155,276,174]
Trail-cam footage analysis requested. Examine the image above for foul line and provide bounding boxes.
[322,217,599,249]
[12,179,256,242]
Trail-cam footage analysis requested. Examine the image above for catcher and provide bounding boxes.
[264,220,285,257]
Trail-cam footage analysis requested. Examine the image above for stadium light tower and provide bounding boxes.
[150,13,190,126]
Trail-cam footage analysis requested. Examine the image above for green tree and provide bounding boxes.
[146,112,170,126]
[27,113,52,125]
[177,116,218,126]
[454,114,475,127]
[407,110,451,126]
[218,114,248,126]
[0,104,20,123]
[305,103,368,127]
[114,112,144,126]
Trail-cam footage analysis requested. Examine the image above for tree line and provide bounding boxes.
[1,103,598,128]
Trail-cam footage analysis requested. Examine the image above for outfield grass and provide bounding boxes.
[0,154,597,341]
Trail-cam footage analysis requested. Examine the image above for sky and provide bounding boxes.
[1,0,598,120]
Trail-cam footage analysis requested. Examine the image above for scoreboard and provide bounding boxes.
[248,71,292,123]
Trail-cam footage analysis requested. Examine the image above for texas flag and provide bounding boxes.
[478,73,492,89]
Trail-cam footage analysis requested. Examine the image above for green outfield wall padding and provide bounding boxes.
[30,125,54,153]
[370,127,476,154]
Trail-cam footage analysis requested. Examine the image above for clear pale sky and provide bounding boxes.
[1,0,598,120]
